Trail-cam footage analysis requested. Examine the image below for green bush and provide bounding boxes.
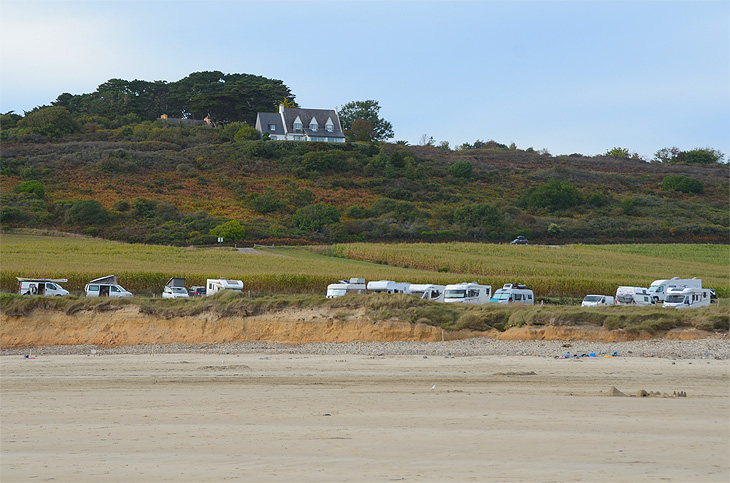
[293,203,340,231]
[662,175,704,194]
[453,203,502,228]
[14,180,45,199]
[448,161,473,179]
[65,199,108,225]
[521,179,579,212]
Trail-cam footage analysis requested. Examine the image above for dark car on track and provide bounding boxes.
[510,236,528,245]
[188,286,206,297]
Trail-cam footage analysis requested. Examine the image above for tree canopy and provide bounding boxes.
[338,100,394,142]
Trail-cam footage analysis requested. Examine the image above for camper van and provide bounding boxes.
[615,286,654,306]
[662,287,712,309]
[366,280,410,294]
[85,275,133,298]
[326,278,367,298]
[408,284,446,303]
[205,278,244,296]
[581,295,615,307]
[444,282,492,304]
[490,283,535,305]
[647,277,702,303]
[162,277,189,299]
[17,278,70,296]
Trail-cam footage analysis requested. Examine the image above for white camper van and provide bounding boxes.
[490,283,534,305]
[615,286,654,306]
[444,282,492,304]
[17,278,70,296]
[647,277,702,303]
[408,284,446,302]
[162,277,189,299]
[662,287,712,309]
[326,278,367,298]
[366,280,410,294]
[581,295,615,307]
[206,278,244,296]
[85,275,133,298]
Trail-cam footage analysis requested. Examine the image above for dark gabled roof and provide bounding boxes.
[281,108,345,139]
[256,112,285,135]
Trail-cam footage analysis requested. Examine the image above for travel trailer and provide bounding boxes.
[366,280,410,294]
[581,295,615,307]
[162,277,189,299]
[205,278,244,296]
[408,284,446,302]
[326,278,367,298]
[647,277,702,303]
[444,282,492,304]
[615,286,654,306]
[662,287,712,309]
[490,283,535,305]
[85,275,133,298]
[17,277,70,296]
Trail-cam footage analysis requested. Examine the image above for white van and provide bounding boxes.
[326,278,367,298]
[581,295,615,307]
[206,278,244,296]
[17,278,70,296]
[444,282,492,304]
[647,277,702,303]
[162,277,189,299]
[408,284,446,303]
[662,287,712,309]
[615,286,654,306]
[490,283,534,305]
[366,280,410,294]
[85,275,133,298]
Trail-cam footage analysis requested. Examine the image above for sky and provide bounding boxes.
[1,0,728,159]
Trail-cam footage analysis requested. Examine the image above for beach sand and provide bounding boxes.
[1,352,728,482]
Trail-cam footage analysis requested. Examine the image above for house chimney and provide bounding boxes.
[279,104,285,114]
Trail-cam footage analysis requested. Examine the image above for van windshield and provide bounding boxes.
[648,286,662,293]
[327,289,346,297]
[665,295,685,304]
[172,287,187,294]
[492,293,511,301]
[583,295,601,302]
[445,289,465,298]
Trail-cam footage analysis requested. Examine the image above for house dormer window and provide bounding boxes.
[268,123,276,131]
[294,122,302,130]
[325,117,334,132]
[310,119,318,132]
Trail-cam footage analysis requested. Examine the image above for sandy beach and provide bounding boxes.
[1,351,728,482]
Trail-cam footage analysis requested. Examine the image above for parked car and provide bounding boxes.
[581,295,615,307]
[188,286,206,297]
[510,236,528,245]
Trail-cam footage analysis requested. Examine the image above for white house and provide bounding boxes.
[255,105,346,143]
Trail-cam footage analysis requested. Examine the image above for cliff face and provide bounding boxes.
[0,306,714,348]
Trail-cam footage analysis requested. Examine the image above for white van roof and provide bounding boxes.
[17,277,68,283]
[89,275,118,285]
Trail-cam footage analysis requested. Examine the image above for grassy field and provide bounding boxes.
[1,233,728,297]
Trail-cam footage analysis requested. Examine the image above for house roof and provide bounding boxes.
[280,107,345,138]
[257,112,285,135]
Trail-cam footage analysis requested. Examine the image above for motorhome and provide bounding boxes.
[85,275,133,298]
[408,284,446,303]
[162,277,189,299]
[326,278,367,298]
[17,277,70,296]
[647,277,702,303]
[615,286,654,306]
[444,282,492,304]
[490,283,534,305]
[366,280,410,294]
[205,278,244,296]
[662,287,712,309]
[581,295,615,307]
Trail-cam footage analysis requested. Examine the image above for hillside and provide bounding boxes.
[1,124,728,245]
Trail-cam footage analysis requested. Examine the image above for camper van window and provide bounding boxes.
[665,295,683,303]
[467,289,479,297]
[445,289,466,298]
[493,293,511,301]
[89,285,99,292]
[527,294,533,300]
[111,286,120,293]
[515,294,523,301]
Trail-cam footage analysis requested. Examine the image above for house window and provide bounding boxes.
[310,122,317,132]
[326,125,333,132]
[268,124,276,131]
[294,122,302,130]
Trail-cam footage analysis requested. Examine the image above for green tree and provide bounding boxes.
[677,148,724,164]
[1,111,23,129]
[17,106,79,137]
[448,161,473,179]
[338,100,394,141]
[521,180,579,212]
[209,220,245,241]
[347,119,376,142]
[604,147,631,158]
[453,204,502,229]
[662,175,704,194]
[65,200,108,225]
[14,180,45,199]
[293,203,340,231]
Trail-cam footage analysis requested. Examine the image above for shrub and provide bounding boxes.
[17,106,79,137]
[293,203,340,231]
[662,175,704,194]
[65,199,108,225]
[448,161,473,179]
[677,148,723,164]
[114,200,131,212]
[209,220,245,241]
[14,180,45,199]
[453,204,502,229]
[249,188,284,214]
[521,180,578,212]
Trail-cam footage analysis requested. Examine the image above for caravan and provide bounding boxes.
[162,277,189,299]
[408,284,446,302]
[647,277,702,303]
[444,282,492,304]
[615,286,654,306]
[17,277,70,296]
[662,287,712,309]
[206,278,244,296]
[326,278,367,298]
[490,283,534,305]
[366,280,410,294]
[85,275,133,298]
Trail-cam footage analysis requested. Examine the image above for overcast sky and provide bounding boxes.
[1,0,728,159]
